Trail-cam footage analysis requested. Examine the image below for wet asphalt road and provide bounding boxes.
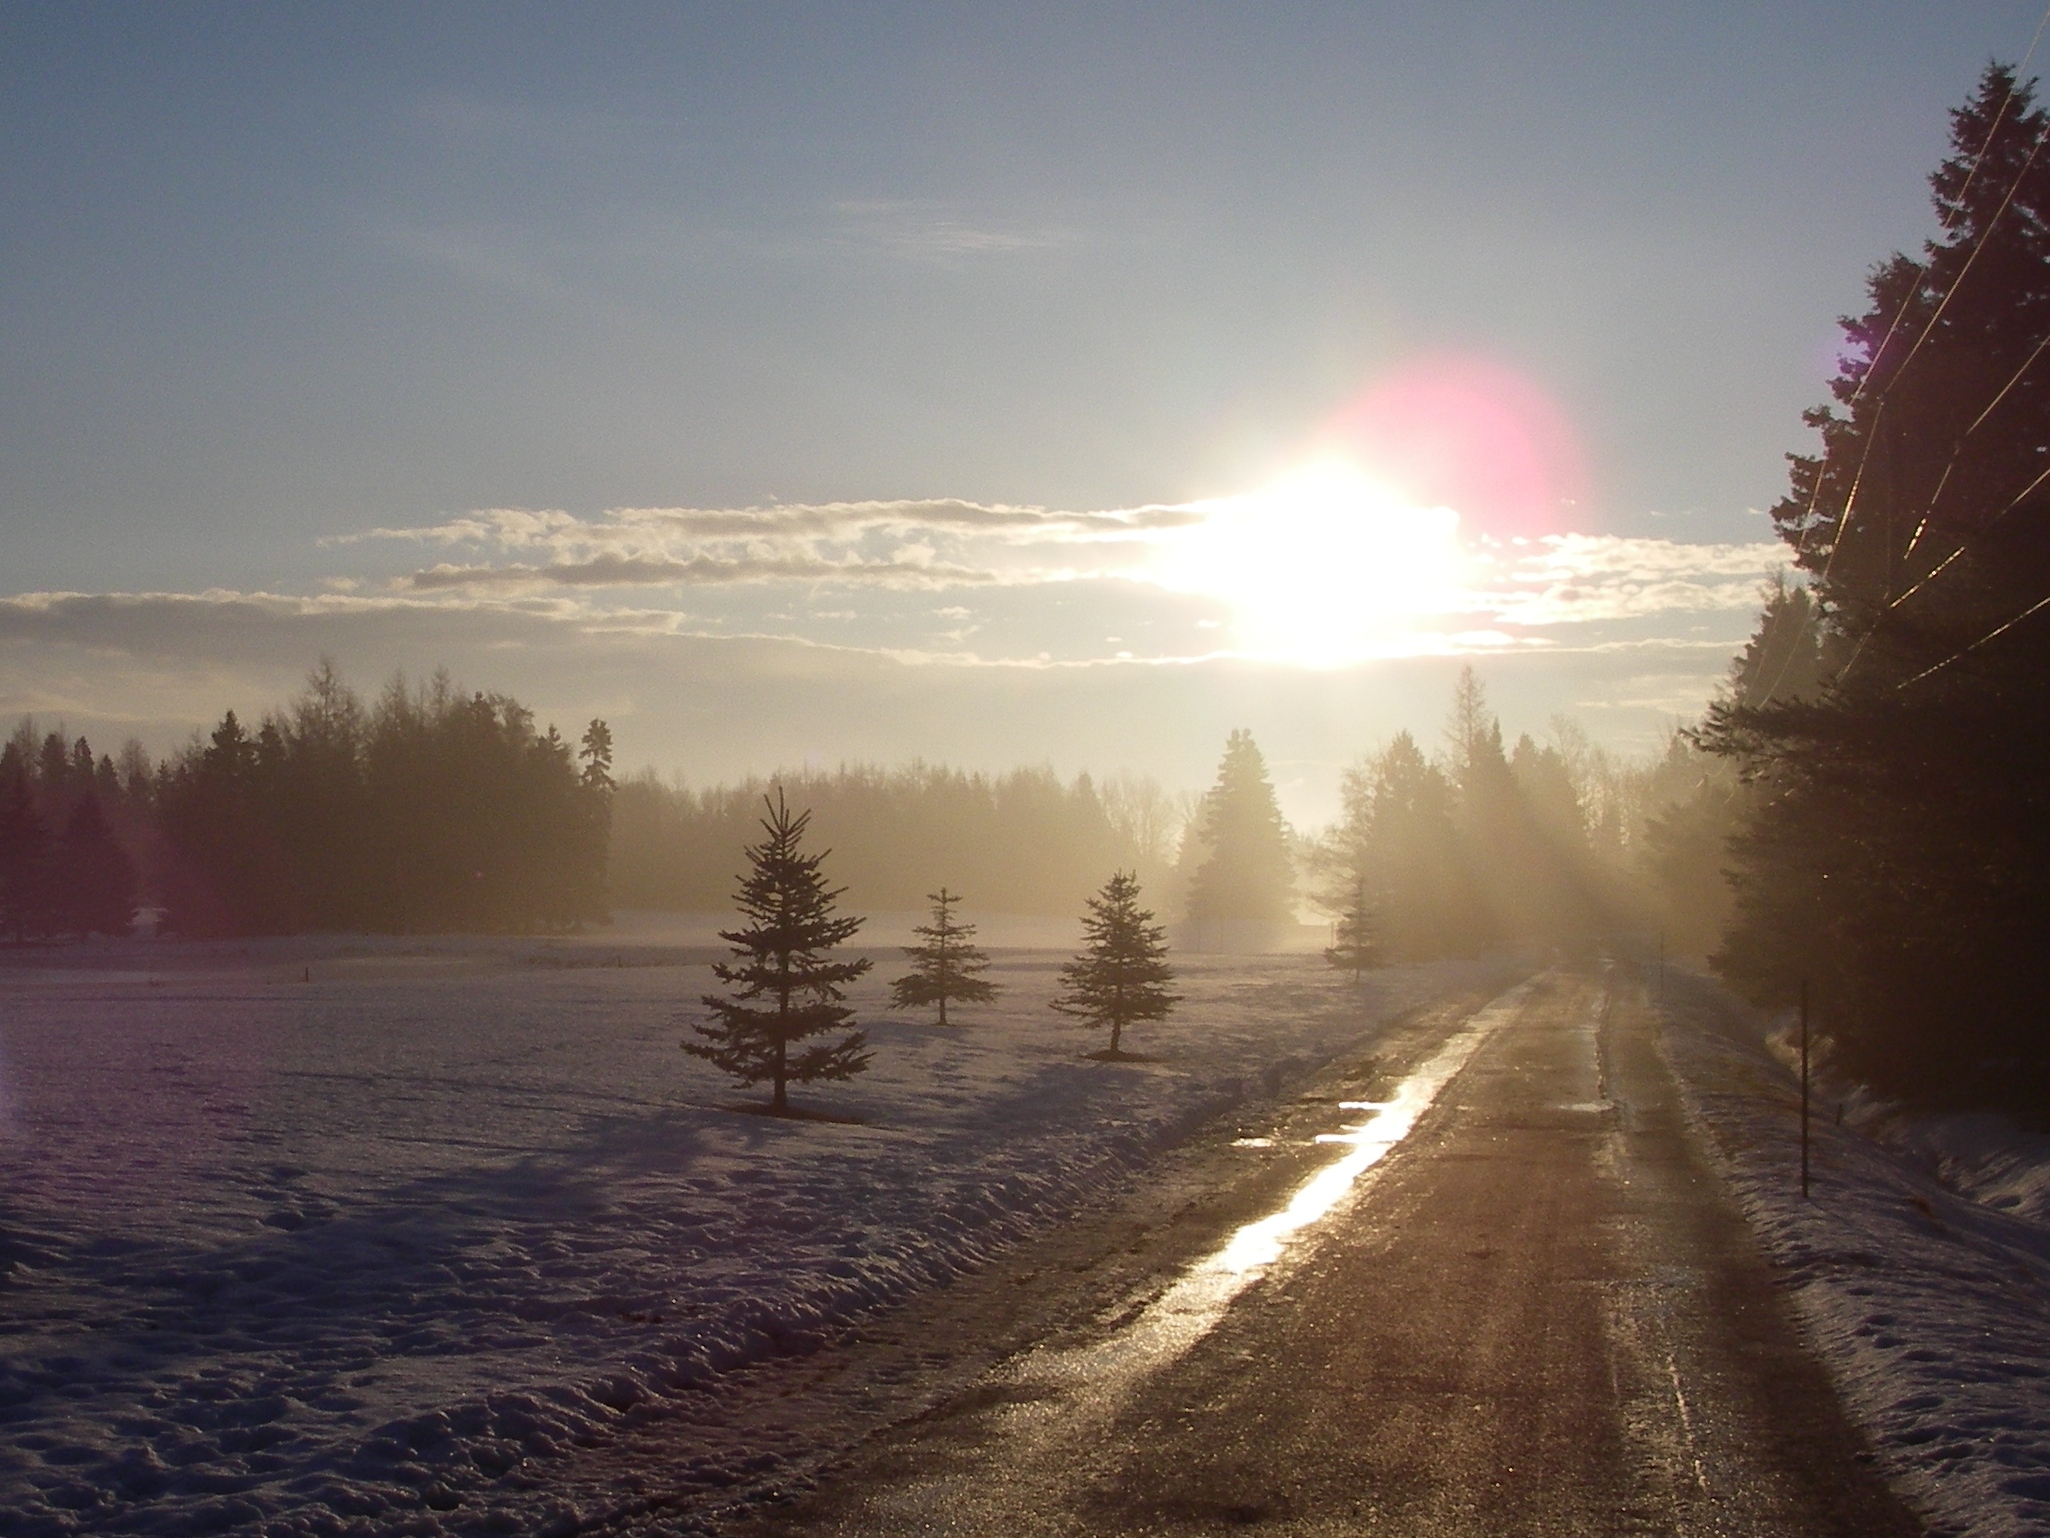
[733,969,1922,1536]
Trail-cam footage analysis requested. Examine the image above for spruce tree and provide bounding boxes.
[1701,64,2050,1106]
[1184,729,1295,948]
[889,887,997,1025]
[684,789,872,1112]
[1324,876,1378,984]
[1053,870,1179,1057]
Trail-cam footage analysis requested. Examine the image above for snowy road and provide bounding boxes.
[733,968,1919,1537]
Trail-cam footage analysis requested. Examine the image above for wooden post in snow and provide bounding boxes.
[1800,978,1811,1200]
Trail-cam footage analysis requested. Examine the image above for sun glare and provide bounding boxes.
[1153,462,1470,666]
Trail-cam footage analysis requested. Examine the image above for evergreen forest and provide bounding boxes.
[609,763,1184,916]
[0,664,614,938]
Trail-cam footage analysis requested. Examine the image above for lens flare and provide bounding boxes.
[1318,356,1587,538]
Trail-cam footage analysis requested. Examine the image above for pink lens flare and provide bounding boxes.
[1317,356,1589,538]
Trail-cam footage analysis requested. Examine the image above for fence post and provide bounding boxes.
[1800,978,1811,1200]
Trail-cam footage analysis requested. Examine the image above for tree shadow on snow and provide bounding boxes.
[0,1098,846,1402]
[721,1102,866,1125]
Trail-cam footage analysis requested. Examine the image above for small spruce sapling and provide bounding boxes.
[1052,870,1179,1058]
[683,790,872,1113]
[890,887,997,1025]
[1324,876,1378,984]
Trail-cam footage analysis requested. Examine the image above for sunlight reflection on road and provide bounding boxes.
[1012,985,1525,1396]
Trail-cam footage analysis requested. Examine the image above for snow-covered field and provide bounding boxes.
[1659,968,2050,1538]
[0,925,1498,1537]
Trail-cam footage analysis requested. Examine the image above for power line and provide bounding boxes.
[1759,28,2050,704]
[1895,586,2050,689]
[1786,38,2046,574]
[1815,112,2050,592]
[1897,324,2050,569]
[1834,434,2050,684]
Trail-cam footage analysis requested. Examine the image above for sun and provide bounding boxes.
[1151,462,1470,666]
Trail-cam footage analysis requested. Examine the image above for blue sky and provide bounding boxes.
[1,2,2042,819]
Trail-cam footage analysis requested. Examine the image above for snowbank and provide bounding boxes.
[0,939,1502,1536]
[1658,969,2050,1538]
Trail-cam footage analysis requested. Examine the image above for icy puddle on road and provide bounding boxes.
[1010,982,1528,1399]
[737,982,1536,1535]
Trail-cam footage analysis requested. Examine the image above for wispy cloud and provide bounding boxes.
[1474,535,1783,627]
[333,498,1196,597]
[334,499,1197,551]
[828,200,1081,264]
[401,551,1006,592]
[321,499,1784,655]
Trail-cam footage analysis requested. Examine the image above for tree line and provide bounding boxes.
[2,673,1692,962]
[610,763,1185,916]
[0,663,613,939]
[0,724,142,942]
[1294,670,1688,964]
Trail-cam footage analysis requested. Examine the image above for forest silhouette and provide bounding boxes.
[0,663,612,938]
[0,663,1696,959]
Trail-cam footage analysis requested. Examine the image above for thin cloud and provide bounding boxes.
[400,552,1007,591]
[326,509,587,548]
[830,200,1082,264]
[1471,535,1783,627]
[336,499,1200,553]
[1507,533,1787,581]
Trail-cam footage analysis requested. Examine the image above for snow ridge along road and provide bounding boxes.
[739,967,1918,1537]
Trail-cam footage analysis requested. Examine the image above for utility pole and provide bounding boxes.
[1800,978,1811,1200]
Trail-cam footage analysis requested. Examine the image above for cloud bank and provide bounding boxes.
[329,497,1783,644]
[1,492,1785,822]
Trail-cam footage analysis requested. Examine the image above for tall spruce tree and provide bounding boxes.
[889,887,997,1025]
[1703,64,2050,1107]
[684,790,872,1112]
[1053,870,1179,1057]
[1184,729,1295,948]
